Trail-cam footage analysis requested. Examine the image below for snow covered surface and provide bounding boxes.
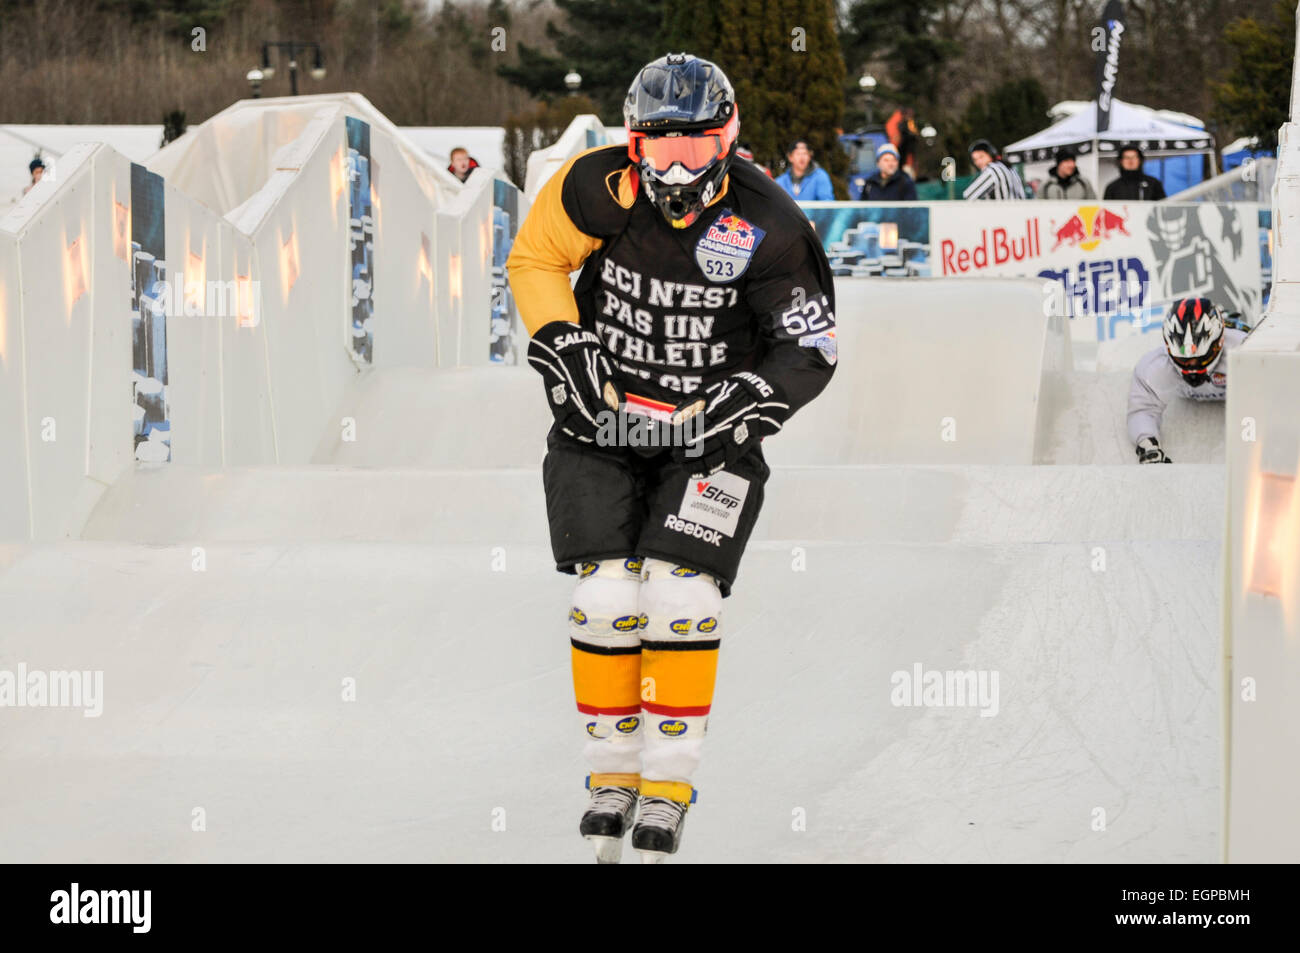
[1,356,1225,862]
[0,462,1221,863]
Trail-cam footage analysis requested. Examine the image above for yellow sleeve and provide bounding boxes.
[506,155,604,337]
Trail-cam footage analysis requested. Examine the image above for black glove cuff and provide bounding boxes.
[730,370,790,436]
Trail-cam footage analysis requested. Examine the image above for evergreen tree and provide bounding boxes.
[1213,0,1295,151]
[497,0,666,120]
[840,0,957,117]
[661,0,848,196]
[953,77,1050,165]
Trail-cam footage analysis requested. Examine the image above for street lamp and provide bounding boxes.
[260,42,326,96]
[564,70,582,95]
[858,73,877,127]
[246,68,265,99]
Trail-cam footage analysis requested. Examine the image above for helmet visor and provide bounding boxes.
[1170,346,1221,375]
[631,131,724,176]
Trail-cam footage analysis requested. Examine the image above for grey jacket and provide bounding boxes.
[1040,172,1096,200]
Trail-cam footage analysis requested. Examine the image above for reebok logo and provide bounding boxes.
[663,514,722,546]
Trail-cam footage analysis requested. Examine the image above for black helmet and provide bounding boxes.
[1163,297,1225,383]
[624,53,739,229]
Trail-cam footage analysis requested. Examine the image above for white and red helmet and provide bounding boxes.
[1163,297,1225,382]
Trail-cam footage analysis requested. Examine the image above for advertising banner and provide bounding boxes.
[491,178,521,363]
[346,116,374,363]
[804,205,932,278]
[807,201,1263,343]
[1095,0,1126,133]
[130,162,170,464]
[937,201,1261,341]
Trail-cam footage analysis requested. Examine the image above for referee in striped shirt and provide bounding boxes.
[963,139,1027,200]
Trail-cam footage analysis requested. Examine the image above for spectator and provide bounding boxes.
[23,157,45,195]
[1103,143,1166,201]
[448,147,480,183]
[1040,147,1096,200]
[885,107,919,177]
[736,142,772,178]
[862,143,917,201]
[963,139,1026,200]
[775,139,835,202]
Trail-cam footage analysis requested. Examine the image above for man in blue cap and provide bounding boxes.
[861,143,917,201]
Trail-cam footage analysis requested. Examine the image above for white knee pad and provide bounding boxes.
[569,558,643,647]
[638,558,722,642]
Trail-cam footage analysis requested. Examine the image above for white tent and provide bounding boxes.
[1,124,162,208]
[1004,98,1214,196]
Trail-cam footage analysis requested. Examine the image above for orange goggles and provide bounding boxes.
[628,111,739,176]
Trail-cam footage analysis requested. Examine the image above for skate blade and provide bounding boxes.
[585,834,624,864]
[637,849,671,864]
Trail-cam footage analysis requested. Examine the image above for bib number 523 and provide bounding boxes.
[780,297,832,335]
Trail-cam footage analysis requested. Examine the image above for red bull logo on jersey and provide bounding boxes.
[695,208,766,284]
[1050,205,1131,252]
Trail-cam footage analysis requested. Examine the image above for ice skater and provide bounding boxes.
[506,53,837,862]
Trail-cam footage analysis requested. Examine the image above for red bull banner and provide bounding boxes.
[804,200,1263,343]
[934,201,1262,342]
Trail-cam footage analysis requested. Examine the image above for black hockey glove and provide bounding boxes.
[1136,437,1172,464]
[527,321,623,443]
[670,371,789,478]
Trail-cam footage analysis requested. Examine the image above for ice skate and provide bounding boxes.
[580,782,638,864]
[631,795,689,863]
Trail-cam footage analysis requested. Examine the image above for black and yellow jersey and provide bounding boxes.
[507,144,836,415]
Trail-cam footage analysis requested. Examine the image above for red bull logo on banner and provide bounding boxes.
[939,220,1042,275]
[1049,205,1131,252]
